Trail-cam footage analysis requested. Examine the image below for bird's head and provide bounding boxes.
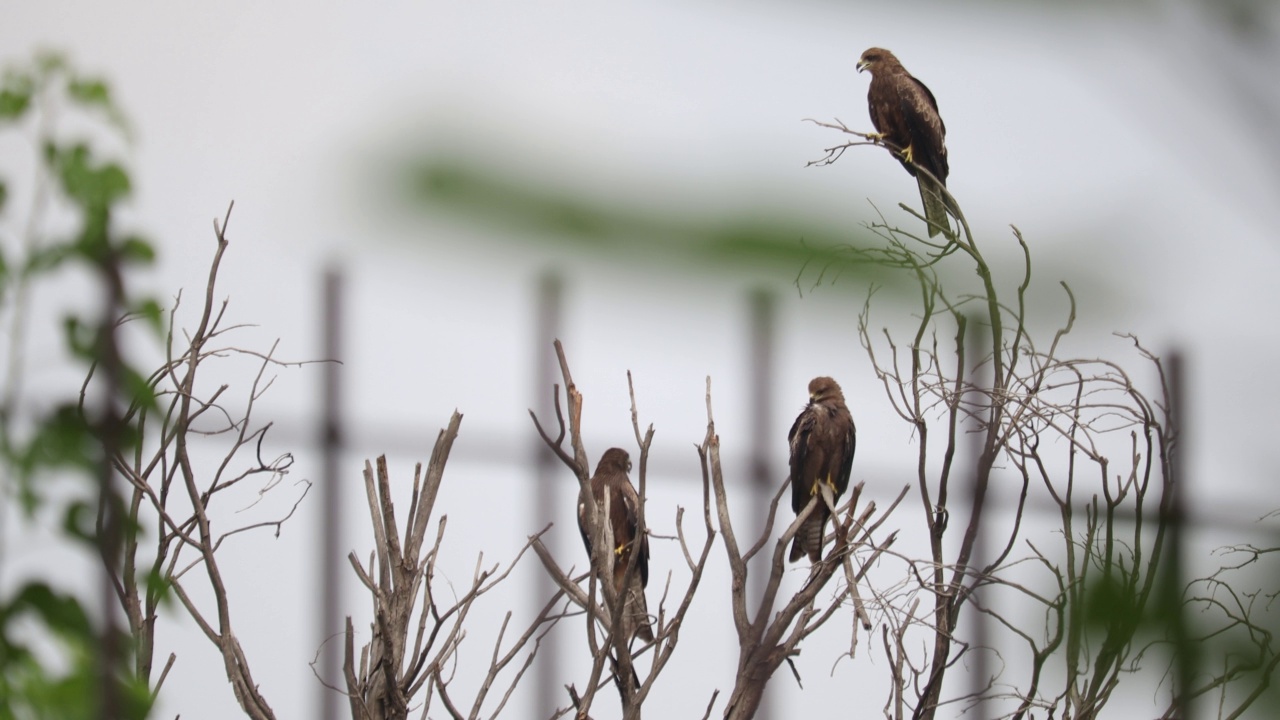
[857,47,895,74]
[596,447,632,475]
[807,376,845,405]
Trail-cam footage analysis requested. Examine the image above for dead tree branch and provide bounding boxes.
[340,414,569,720]
[530,342,717,720]
[97,203,319,719]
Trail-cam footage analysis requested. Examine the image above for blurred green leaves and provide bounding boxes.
[405,157,911,295]
[0,51,159,719]
[0,48,159,462]
[0,69,33,121]
[49,142,131,211]
[0,585,153,720]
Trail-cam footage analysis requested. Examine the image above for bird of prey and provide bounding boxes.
[788,376,857,563]
[857,47,953,237]
[578,447,653,643]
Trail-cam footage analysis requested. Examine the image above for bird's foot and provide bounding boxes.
[819,483,837,512]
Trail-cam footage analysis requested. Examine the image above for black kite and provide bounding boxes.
[788,376,857,563]
[858,47,953,237]
[578,447,653,642]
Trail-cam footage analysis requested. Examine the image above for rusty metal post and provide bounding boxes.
[318,267,344,720]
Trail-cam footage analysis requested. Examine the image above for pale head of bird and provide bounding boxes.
[807,376,846,406]
[857,47,897,74]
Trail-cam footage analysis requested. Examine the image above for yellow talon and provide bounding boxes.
[901,144,915,164]
[810,475,835,496]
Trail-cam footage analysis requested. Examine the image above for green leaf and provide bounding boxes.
[73,205,111,261]
[68,72,132,138]
[62,499,95,545]
[0,90,30,120]
[61,315,96,359]
[119,235,155,265]
[403,158,904,293]
[2,590,154,719]
[0,70,33,120]
[94,164,131,204]
[17,404,97,478]
[0,177,8,211]
[119,671,155,720]
[145,568,173,609]
[33,51,67,78]
[53,143,131,209]
[121,365,158,415]
[67,78,110,110]
[129,297,165,335]
[9,582,92,639]
[17,476,40,515]
[22,240,74,276]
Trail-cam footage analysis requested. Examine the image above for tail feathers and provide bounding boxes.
[788,536,805,563]
[604,578,650,695]
[625,579,654,643]
[917,176,951,238]
[789,512,826,564]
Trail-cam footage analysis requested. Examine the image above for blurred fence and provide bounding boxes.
[307,265,1268,720]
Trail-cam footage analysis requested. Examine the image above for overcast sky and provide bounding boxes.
[3,1,1279,718]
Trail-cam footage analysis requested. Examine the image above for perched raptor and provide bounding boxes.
[578,447,654,642]
[857,47,953,237]
[788,376,857,563]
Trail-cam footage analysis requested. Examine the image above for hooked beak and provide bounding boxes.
[856,59,871,73]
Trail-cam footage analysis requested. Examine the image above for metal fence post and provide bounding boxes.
[533,271,564,717]
[319,267,345,720]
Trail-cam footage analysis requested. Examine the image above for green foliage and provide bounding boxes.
[51,142,132,210]
[144,569,173,612]
[12,405,97,482]
[404,158,910,295]
[128,297,164,335]
[0,69,33,121]
[119,236,155,265]
[66,78,110,110]
[0,585,153,720]
[0,51,159,719]
[1081,565,1142,636]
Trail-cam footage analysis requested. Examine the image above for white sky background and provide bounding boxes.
[3,1,1280,718]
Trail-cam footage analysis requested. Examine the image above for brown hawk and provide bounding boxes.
[857,47,953,237]
[578,447,653,642]
[788,376,857,563]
